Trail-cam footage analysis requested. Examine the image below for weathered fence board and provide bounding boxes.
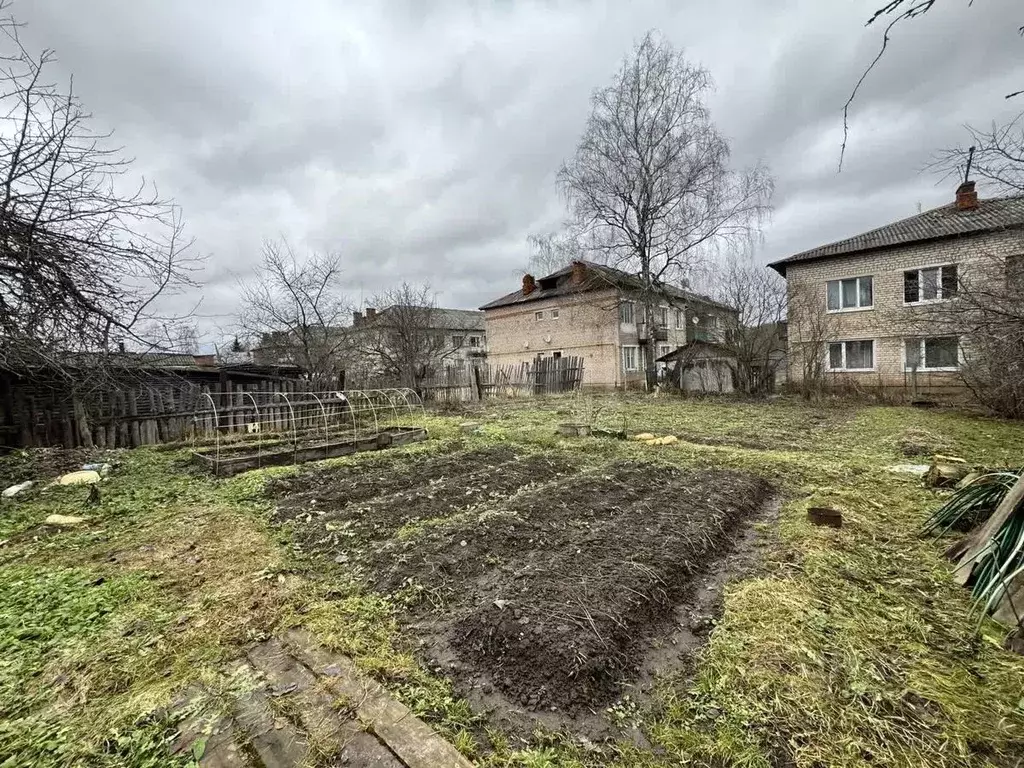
[352,357,585,403]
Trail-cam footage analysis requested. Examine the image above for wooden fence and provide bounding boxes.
[1,357,585,449]
[0,371,309,450]
[415,357,585,403]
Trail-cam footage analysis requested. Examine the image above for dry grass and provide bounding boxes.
[1,397,1023,767]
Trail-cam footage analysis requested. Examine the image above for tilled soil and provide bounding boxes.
[270,448,773,737]
[271,446,579,562]
[372,463,772,716]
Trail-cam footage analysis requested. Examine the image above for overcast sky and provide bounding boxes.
[13,0,1024,345]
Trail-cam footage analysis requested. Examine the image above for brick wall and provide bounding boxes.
[784,228,1024,399]
[484,289,724,388]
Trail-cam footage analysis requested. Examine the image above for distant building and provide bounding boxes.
[769,181,1024,400]
[351,306,486,371]
[480,260,738,389]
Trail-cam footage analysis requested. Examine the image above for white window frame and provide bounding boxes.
[550,308,560,320]
[904,336,961,372]
[534,310,544,321]
[657,343,671,359]
[826,339,876,372]
[619,301,635,325]
[674,308,684,329]
[904,263,958,305]
[826,276,874,313]
[621,345,639,372]
[467,335,480,347]
[658,306,669,326]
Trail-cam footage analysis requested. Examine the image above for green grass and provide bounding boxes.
[0,395,1022,767]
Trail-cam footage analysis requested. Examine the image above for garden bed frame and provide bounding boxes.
[193,426,428,477]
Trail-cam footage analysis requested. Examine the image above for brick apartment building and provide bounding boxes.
[480,260,737,389]
[769,181,1024,400]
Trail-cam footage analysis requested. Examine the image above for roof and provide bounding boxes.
[768,194,1024,275]
[656,341,736,363]
[479,260,736,313]
[370,306,484,331]
[61,351,301,375]
[428,308,486,331]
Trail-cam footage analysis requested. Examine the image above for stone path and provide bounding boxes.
[169,629,473,768]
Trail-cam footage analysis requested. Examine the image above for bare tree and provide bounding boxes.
[525,232,583,277]
[153,320,201,355]
[357,282,462,389]
[0,2,199,379]
[929,113,1024,194]
[786,280,839,400]
[843,2,1024,166]
[238,239,352,385]
[707,258,788,394]
[557,31,772,388]
[883,251,1024,418]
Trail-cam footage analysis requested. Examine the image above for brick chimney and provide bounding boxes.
[365,307,377,320]
[571,260,587,285]
[956,180,978,211]
[522,274,536,295]
[352,311,362,327]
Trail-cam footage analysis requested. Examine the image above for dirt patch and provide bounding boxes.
[673,431,794,451]
[895,426,954,457]
[0,446,115,489]
[273,447,579,561]
[270,446,517,513]
[371,463,773,723]
[270,450,775,740]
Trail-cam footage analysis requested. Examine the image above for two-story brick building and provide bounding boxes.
[480,260,737,389]
[769,182,1024,400]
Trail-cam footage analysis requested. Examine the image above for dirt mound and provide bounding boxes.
[896,427,953,457]
[272,447,579,559]
[269,445,517,512]
[373,462,773,713]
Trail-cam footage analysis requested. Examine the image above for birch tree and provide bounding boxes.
[558,31,772,387]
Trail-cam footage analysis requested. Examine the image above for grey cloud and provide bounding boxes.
[7,0,1024,341]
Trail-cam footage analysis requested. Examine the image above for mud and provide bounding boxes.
[271,448,775,740]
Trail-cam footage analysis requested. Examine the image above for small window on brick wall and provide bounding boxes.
[827,340,874,371]
[826,276,873,311]
[905,336,959,371]
[905,264,957,303]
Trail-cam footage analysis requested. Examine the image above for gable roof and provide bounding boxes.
[768,194,1024,276]
[372,306,484,331]
[479,260,735,313]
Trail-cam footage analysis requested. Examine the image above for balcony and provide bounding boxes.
[638,323,670,342]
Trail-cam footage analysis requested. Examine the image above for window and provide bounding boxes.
[621,345,639,372]
[658,307,669,326]
[534,310,544,321]
[904,264,957,303]
[451,335,464,348]
[827,340,875,371]
[658,344,671,359]
[707,314,719,329]
[467,335,480,347]
[675,309,684,329]
[619,301,635,325]
[826,276,873,311]
[551,308,559,320]
[905,336,959,371]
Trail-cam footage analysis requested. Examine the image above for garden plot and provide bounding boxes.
[274,450,774,736]
[272,446,580,558]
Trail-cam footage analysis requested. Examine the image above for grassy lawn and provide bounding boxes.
[1,395,1023,767]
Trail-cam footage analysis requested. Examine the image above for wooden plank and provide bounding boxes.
[282,630,472,768]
